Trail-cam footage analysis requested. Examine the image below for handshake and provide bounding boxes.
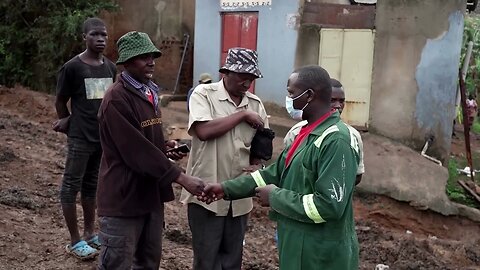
[175,173,224,204]
[175,173,277,207]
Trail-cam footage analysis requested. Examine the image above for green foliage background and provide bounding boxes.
[0,0,117,93]
[462,14,480,96]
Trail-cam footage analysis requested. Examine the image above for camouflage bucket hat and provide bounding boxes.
[219,47,262,78]
[116,31,162,65]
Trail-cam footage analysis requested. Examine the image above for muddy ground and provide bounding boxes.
[0,86,479,270]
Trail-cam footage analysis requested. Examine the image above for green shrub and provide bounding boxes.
[472,119,480,134]
[461,14,480,97]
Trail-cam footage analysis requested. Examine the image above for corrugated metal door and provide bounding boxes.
[318,28,375,129]
[221,12,258,93]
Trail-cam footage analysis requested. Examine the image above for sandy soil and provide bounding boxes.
[0,86,479,270]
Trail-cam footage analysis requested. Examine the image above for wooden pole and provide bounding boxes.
[458,180,480,203]
[458,69,475,183]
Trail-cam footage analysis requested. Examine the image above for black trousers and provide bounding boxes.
[97,206,164,270]
[188,203,248,270]
[60,137,101,203]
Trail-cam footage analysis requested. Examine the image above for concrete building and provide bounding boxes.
[370,0,465,162]
[102,0,195,93]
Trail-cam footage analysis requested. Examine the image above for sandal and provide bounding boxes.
[65,240,98,260]
[86,235,101,249]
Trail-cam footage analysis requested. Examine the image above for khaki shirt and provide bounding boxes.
[179,80,269,216]
[284,120,365,175]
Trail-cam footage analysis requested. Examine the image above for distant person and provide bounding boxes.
[96,31,205,269]
[467,93,478,128]
[200,65,360,270]
[187,73,213,111]
[180,47,269,270]
[284,78,365,185]
[52,17,116,260]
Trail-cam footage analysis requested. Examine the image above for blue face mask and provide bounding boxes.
[285,89,310,120]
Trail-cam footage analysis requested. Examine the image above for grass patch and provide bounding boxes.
[472,119,480,135]
[446,157,480,209]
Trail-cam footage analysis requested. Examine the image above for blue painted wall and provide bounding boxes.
[415,11,464,151]
[193,1,299,105]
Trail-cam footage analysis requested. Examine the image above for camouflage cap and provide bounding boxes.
[219,47,262,78]
[116,31,162,65]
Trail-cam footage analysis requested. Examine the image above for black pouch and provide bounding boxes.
[250,128,275,161]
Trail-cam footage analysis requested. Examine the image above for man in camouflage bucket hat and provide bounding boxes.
[180,47,269,270]
[220,47,263,78]
[96,31,205,269]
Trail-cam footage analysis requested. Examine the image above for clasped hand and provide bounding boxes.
[196,183,277,207]
[196,184,224,204]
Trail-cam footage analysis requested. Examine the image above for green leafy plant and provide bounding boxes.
[0,0,117,93]
[461,14,480,97]
[472,119,480,134]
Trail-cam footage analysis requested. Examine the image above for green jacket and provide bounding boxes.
[223,112,360,270]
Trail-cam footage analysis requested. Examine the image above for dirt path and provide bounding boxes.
[0,86,479,270]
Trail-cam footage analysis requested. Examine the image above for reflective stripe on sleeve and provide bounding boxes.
[347,126,360,154]
[314,125,339,148]
[302,194,326,223]
[251,170,267,187]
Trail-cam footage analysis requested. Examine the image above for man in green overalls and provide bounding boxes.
[200,65,360,270]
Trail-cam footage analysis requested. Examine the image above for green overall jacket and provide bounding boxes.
[223,112,360,270]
